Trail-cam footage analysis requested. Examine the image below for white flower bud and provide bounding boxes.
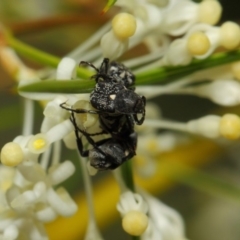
[198,0,222,25]
[186,115,221,138]
[186,24,220,59]
[27,221,48,240]
[100,30,128,60]
[43,96,68,119]
[56,57,77,80]
[47,187,77,217]
[117,191,148,217]
[196,80,240,106]
[48,161,75,185]
[11,190,37,209]
[35,204,57,222]
[41,117,58,133]
[33,181,47,199]
[141,191,186,240]
[17,163,47,183]
[163,39,192,66]
[140,4,162,30]
[3,225,19,240]
[63,131,77,149]
[10,183,45,209]
[161,0,198,36]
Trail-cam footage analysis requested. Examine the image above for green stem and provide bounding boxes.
[6,36,93,79]
[121,160,135,192]
[120,161,139,240]
[7,37,60,67]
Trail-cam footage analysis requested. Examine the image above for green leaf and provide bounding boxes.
[19,79,95,93]
[18,50,240,93]
[136,50,240,85]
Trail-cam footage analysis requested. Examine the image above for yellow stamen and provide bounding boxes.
[33,138,46,150]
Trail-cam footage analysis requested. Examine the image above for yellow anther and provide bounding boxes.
[112,13,136,40]
[187,32,210,56]
[122,210,148,236]
[28,134,49,154]
[0,142,24,167]
[33,138,46,150]
[220,21,240,50]
[198,0,222,25]
[219,114,240,140]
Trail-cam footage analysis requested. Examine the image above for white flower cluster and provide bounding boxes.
[100,0,236,65]
[0,162,76,240]
[0,58,102,240]
[96,0,240,146]
[116,190,187,240]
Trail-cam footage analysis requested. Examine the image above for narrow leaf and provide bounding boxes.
[136,50,240,85]
[18,50,240,93]
[19,79,95,93]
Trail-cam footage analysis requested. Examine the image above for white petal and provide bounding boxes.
[35,205,57,223]
[17,163,47,184]
[47,187,77,217]
[11,190,36,209]
[3,224,19,240]
[117,191,148,217]
[48,161,75,185]
[33,182,47,199]
[141,191,186,239]
[56,57,77,80]
[28,221,48,240]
